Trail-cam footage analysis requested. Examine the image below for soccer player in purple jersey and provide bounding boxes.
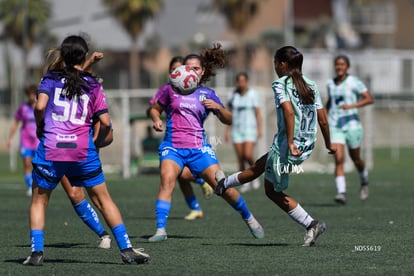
[147,44,264,242]
[7,85,38,197]
[23,35,149,266]
[147,56,214,221]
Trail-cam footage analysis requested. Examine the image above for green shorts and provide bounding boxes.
[330,126,363,149]
[264,144,304,192]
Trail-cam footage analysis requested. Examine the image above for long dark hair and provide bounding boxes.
[274,46,314,105]
[45,35,91,99]
[184,43,226,84]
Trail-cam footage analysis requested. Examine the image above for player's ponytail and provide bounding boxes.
[184,43,226,84]
[59,35,90,99]
[274,46,314,105]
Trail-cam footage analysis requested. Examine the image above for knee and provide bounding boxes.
[66,189,85,204]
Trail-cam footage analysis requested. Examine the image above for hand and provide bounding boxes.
[202,99,220,110]
[289,143,303,157]
[327,144,337,154]
[340,104,352,110]
[88,52,104,64]
[153,120,163,132]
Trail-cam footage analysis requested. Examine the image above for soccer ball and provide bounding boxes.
[169,65,200,95]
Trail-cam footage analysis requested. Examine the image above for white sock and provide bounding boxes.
[288,204,314,228]
[336,176,346,194]
[359,169,368,184]
[224,172,241,188]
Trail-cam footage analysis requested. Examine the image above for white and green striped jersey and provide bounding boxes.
[227,88,260,136]
[326,75,367,131]
[271,75,323,162]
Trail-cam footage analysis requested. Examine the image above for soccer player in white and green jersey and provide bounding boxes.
[326,55,374,204]
[215,46,336,246]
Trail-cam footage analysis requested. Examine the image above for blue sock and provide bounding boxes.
[30,229,44,252]
[231,196,251,220]
[185,195,201,211]
[111,224,132,251]
[73,199,105,237]
[24,173,32,189]
[155,199,171,229]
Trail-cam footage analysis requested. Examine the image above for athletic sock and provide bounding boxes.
[230,195,251,220]
[30,229,44,252]
[359,169,368,185]
[24,173,32,189]
[111,223,132,251]
[335,176,346,194]
[194,177,204,185]
[73,199,105,237]
[155,199,171,229]
[184,195,201,211]
[287,204,314,228]
[224,172,241,188]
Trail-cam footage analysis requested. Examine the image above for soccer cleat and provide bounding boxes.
[360,184,369,201]
[201,183,214,200]
[23,251,44,266]
[334,193,347,205]
[148,228,168,242]
[303,221,326,247]
[98,234,111,249]
[121,248,150,264]
[184,210,204,220]
[245,215,265,239]
[214,170,227,196]
[239,182,252,193]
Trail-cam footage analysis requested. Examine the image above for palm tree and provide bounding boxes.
[211,0,258,70]
[0,0,50,105]
[102,0,162,88]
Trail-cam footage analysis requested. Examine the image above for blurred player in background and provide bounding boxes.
[7,85,38,197]
[148,44,264,242]
[326,55,374,204]
[225,72,262,193]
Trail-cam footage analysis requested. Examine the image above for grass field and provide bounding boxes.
[0,147,413,275]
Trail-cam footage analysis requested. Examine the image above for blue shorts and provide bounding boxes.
[20,147,36,158]
[32,147,105,190]
[159,143,219,176]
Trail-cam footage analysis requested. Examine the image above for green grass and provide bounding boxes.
[1,147,413,275]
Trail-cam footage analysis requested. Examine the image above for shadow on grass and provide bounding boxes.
[16,242,89,249]
[5,258,122,265]
[141,234,202,240]
[227,242,289,247]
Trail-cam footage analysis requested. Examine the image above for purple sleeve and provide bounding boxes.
[92,85,108,117]
[157,84,172,107]
[149,84,169,105]
[14,104,24,121]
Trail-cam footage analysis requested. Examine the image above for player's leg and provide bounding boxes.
[264,180,325,246]
[148,159,181,242]
[200,163,264,239]
[333,143,347,204]
[178,167,204,220]
[86,183,149,264]
[20,148,34,196]
[214,153,267,195]
[244,141,260,189]
[233,142,251,192]
[347,127,369,200]
[23,161,61,266]
[61,175,111,248]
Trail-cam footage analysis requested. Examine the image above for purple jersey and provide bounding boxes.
[37,72,108,162]
[15,102,38,150]
[157,84,224,148]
